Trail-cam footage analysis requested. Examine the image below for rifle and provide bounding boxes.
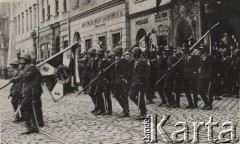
[0,76,20,91]
[155,22,220,86]
[76,29,156,96]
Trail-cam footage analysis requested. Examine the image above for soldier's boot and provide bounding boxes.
[192,93,198,108]
[173,92,180,108]
[185,91,194,109]
[12,114,24,123]
[215,95,222,100]
[206,94,213,110]
[157,90,167,107]
[199,94,209,110]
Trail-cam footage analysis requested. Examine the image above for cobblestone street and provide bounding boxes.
[0,80,239,144]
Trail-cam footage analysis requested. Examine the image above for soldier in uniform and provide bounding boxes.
[164,46,176,107]
[177,47,195,108]
[9,59,24,122]
[108,51,116,95]
[113,46,129,117]
[222,48,232,97]
[94,49,109,115]
[234,49,240,98]
[18,53,43,134]
[156,48,168,106]
[79,57,90,94]
[87,48,98,114]
[198,45,214,110]
[128,47,147,119]
[212,47,223,100]
[31,56,44,127]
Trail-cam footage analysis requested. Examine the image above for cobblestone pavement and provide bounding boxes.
[0,80,239,144]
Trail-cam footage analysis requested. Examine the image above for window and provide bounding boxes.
[73,0,79,9]
[112,33,121,48]
[21,13,24,33]
[63,0,67,12]
[29,8,32,30]
[18,15,20,35]
[98,36,106,49]
[47,5,50,19]
[82,0,90,5]
[85,39,92,50]
[63,36,68,48]
[42,0,45,21]
[55,0,59,15]
[26,10,28,31]
[34,6,37,27]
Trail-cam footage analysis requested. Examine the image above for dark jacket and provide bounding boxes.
[21,64,43,94]
[115,58,129,85]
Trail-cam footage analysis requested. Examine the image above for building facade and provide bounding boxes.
[12,0,38,57]
[128,0,202,49]
[69,0,130,52]
[38,0,70,60]
[0,3,10,66]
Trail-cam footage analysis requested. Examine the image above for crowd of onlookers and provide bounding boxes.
[0,66,14,79]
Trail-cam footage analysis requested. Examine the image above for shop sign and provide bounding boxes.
[82,10,124,28]
[155,12,168,22]
[135,18,148,26]
[157,26,169,36]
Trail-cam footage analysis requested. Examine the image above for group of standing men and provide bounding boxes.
[8,53,44,134]
[79,35,240,119]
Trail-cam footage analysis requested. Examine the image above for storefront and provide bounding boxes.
[130,9,171,50]
[70,3,130,52]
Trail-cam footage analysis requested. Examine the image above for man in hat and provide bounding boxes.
[9,59,24,122]
[94,49,110,115]
[164,46,176,107]
[128,47,147,119]
[113,46,129,117]
[87,48,99,114]
[156,47,168,107]
[79,56,90,94]
[18,53,43,134]
[198,44,214,110]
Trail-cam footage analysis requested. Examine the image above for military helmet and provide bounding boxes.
[113,46,123,54]
[132,47,142,56]
[96,49,104,55]
[234,49,240,56]
[164,46,171,51]
[10,59,20,65]
[109,51,116,57]
[198,44,205,49]
[19,53,31,61]
[31,56,37,65]
[87,48,96,54]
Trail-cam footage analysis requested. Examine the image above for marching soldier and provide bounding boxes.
[113,46,129,117]
[198,45,214,110]
[87,48,98,114]
[222,48,232,97]
[212,48,223,100]
[156,48,168,106]
[108,51,116,94]
[234,49,240,98]
[31,56,44,127]
[94,49,109,115]
[9,59,24,122]
[177,47,195,108]
[18,53,43,134]
[79,57,90,94]
[164,46,176,107]
[128,47,147,119]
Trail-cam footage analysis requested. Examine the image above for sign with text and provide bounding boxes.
[157,25,169,36]
[82,10,124,28]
